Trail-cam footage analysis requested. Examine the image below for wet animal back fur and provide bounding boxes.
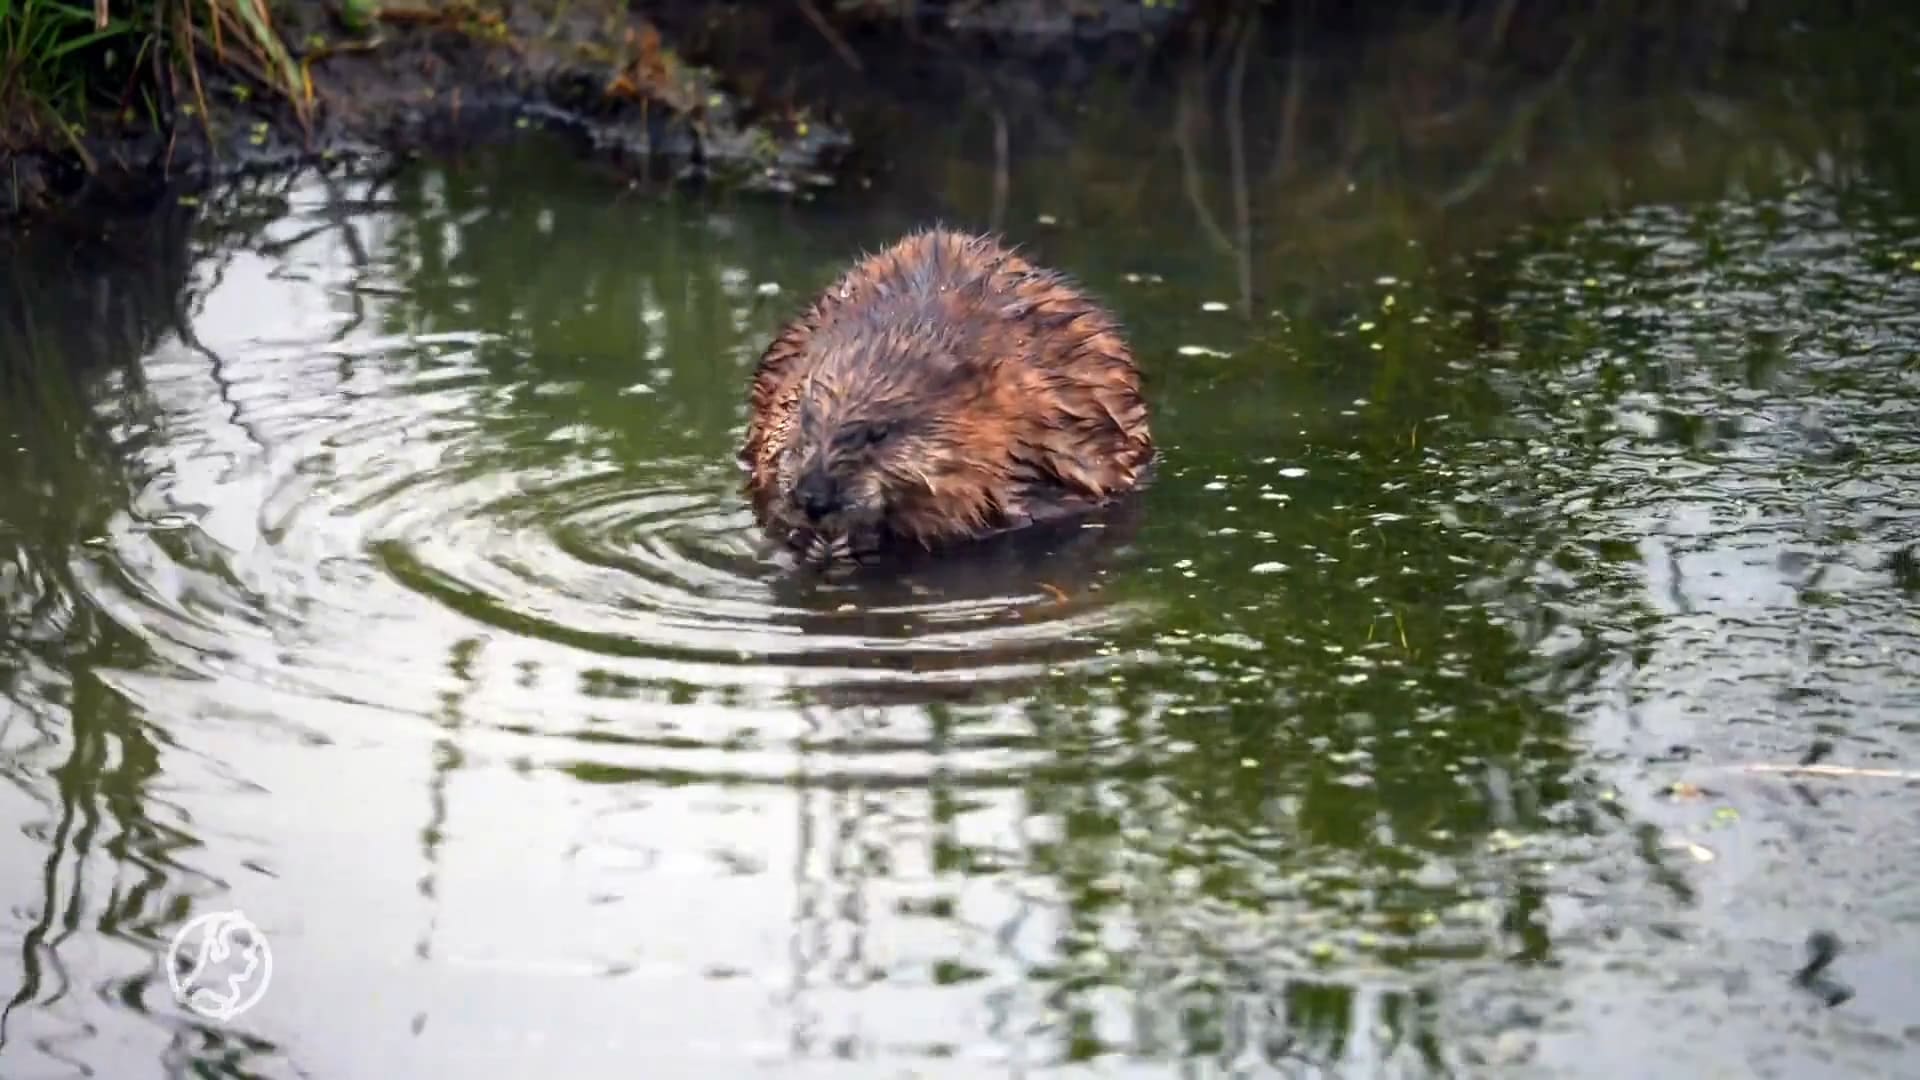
[739,227,1154,551]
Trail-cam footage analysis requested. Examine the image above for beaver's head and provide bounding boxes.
[776,391,932,541]
[770,337,1003,549]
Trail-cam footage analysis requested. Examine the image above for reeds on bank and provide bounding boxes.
[2,0,311,163]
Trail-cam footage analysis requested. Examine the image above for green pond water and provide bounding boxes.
[4,31,1920,1078]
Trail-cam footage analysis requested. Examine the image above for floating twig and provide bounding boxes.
[1717,763,1920,782]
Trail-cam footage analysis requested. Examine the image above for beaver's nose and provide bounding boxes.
[796,469,840,522]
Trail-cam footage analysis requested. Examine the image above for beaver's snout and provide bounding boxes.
[794,467,842,523]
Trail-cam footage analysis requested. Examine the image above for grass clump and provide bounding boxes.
[2,0,147,159]
[2,0,313,161]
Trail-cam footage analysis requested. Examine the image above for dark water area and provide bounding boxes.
[4,8,1920,1077]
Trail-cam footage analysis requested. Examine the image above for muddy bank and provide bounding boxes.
[2,0,1220,226]
[0,2,853,224]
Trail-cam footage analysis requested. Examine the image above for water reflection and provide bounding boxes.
[0,152,1546,1077]
[1420,181,1920,1073]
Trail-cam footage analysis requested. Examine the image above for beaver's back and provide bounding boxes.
[741,227,1154,547]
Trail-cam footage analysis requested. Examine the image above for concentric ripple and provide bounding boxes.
[70,233,1148,788]
[361,462,1135,677]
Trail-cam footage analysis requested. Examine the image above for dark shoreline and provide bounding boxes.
[6,0,1915,238]
[0,2,861,226]
[1,0,1232,228]
[0,0,1622,228]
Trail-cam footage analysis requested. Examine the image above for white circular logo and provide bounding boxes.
[165,909,273,1022]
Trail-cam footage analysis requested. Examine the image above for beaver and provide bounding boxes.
[738,227,1154,560]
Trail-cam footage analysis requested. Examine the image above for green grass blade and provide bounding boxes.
[223,0,304,106]
[43,22,127,58]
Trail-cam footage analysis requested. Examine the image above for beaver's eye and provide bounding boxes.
[863,422,893,446]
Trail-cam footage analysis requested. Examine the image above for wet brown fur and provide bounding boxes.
[739,227,1154,558]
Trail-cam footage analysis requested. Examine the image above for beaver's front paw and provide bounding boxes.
[845,526,889,564]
